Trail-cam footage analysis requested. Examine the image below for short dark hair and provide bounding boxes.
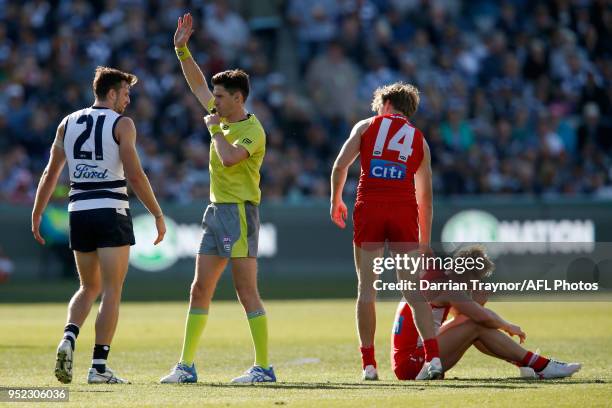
[92,66,138,99]
[211,69,250,102]
[371,82,420,118]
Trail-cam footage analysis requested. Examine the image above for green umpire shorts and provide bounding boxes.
[198,202,259,258]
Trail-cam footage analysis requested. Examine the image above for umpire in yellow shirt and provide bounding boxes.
[160,13,275,384]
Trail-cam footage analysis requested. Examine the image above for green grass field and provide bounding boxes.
[0,300,610,407]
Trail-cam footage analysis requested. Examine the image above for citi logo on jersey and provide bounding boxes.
[369,159,406,180]
[73,163,109,179]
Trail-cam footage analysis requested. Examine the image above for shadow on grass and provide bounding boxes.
[195,381,535,390]
[70,390,114,393]
[447,377,607,386]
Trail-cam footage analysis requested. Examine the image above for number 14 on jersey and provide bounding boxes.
[372,118,416,162]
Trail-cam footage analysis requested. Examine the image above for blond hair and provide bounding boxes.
[371,82,420,117]
[453,244,495,279]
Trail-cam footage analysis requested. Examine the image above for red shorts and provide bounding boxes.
[353,200,419,252]
[392,347,425,380]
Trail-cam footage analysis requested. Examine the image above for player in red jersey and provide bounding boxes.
[330,83,442,380]
[392,245,581,380]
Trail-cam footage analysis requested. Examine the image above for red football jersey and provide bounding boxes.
[356,114,425,203]
[392,301,450,353]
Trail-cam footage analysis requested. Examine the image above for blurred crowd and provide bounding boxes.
[0,0,611,205]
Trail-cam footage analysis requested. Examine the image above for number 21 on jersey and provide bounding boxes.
[73,114,106,160]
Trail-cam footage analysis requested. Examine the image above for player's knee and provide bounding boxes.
[462,318,482,334]
[80,282,101,298]
[402,290,425,304]
[98,291,122,309]
[357,292,376,303]
[357,283,376,301]
[190,280,213,302]
[190,281,204,299]
[356,281,376,302]
[235,283,260,303]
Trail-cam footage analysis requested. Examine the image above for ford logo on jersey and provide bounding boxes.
[73,163,109,179]
[369,159,406,180]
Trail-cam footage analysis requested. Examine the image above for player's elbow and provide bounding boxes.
[219,149,247,167]
[417,199,433,211]
[40,167,50,180]
[42,166,62,184]
[332,164,348,174]
[219,156,238,167]
[126,170,146,186]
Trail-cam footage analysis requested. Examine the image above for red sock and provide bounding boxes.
[360,346,376,368]
[521,351,550,372]
[423,338,440,362]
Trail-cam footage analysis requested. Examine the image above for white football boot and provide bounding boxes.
[160,362,198,383]
[518,366,537,378]
[362,364,379,380]
[231,365,276,383]
[54,339,73,384]
[87,367,130,384]
[415,357,444,380]
[535,360,581,379]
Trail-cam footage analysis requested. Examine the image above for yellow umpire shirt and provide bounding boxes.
[209,113,266,205]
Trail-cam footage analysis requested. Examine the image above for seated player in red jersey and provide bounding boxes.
[330,83,441,381]
[392,245,582,380]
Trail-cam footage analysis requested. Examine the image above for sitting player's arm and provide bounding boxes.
[174,12,215,113]
[117,117,164,219]
[447,289,488,318]
[447,293,526,342]
[414,139,432,245]
[31,121,67,244]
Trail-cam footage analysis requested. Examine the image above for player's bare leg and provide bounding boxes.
[230,257,275,383]
[232,257,263,313]
[55,250,102,384]
[395,249,442,379]
[438,317,580,378]
[95,246,130,344]
[354,245,383,380]
[190,254,228,309]
[67,251,102,326]
[86,245,130,384]
[161,254,227,383]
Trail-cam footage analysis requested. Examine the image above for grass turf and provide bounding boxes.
[0,300,610,407]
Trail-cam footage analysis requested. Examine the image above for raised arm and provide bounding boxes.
[330,118,370,228]
[31,121,67,245]
[414,139,432,245]
[116,117,166,245]
[174,13,215,112]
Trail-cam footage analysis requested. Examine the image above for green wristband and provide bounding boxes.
[175,46,192,61]
[208,124,222,136]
